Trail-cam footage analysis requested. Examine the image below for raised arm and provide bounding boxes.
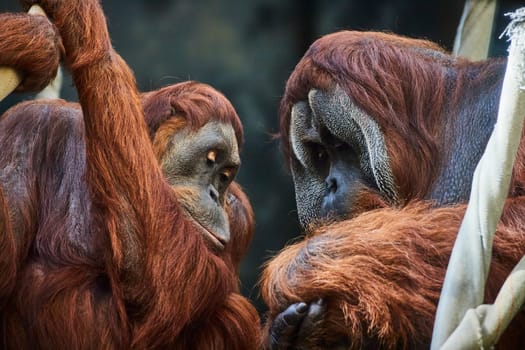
[21,0,167,278]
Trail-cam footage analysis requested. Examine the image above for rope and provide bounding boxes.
[431,7,525,349]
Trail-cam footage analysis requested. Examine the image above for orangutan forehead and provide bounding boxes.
[193,121,239,150]
[171,120,239,158]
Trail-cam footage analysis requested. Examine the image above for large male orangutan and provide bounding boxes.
[0,1,260,348]
[261,31,525,349]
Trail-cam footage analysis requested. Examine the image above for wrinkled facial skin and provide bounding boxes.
[160,121,240,250]
[290,86,398,227]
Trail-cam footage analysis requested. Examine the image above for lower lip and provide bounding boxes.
[196,223,226,251]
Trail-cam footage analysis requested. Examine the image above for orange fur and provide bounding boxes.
[261,202,525,349]
[264,30,525,349]
[279,30,505,203]
[0,1,260,348]
[0,188,16,309]
[152,116,187,161]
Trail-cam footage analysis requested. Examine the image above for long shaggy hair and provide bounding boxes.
[0,1,260,348]
[262,201,525,349]
[262,30,525,349]
[279,31,507,200]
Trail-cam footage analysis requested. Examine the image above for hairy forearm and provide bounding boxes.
[74,53,162,204]
[261,204,465,348]
[32,0,168,277]
[264,202,525,349]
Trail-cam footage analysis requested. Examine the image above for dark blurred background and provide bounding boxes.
[1,0,520,314]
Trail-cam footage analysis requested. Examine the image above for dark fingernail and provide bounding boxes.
[296,302,308,313]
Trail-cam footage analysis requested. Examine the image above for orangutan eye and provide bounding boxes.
[220,169,233,183]
[310,143,327,162]
[317,148,327,161]
[206,150,217,166]
[305,142,329,174]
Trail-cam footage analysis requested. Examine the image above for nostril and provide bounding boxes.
[326,177,338,193]
[209,186,219,203]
